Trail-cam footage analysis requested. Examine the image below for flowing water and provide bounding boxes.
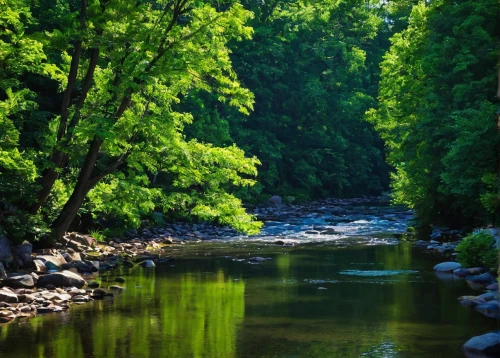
[0,203,497,357]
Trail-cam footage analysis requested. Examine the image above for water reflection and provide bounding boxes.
[0,268,245,357]
[0,243,497,358]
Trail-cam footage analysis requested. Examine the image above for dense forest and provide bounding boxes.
[0,0,499,244]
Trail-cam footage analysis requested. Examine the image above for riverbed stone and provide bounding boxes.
[115,277,125,283]
[0,290,18,303]
[2,274,36,288]
[486,283,499,291]
[37,271,86,289]
[459,297,486,307]
[268,195,283,206]
[475,302,500,319]
[463,332,500,356]
[453,268,470,277]
[466,273,494,285]
[433,262,461,272]
[468,267,485,275]
[475,292,497,302]
[139,260,155,268]
[71,295,88,302]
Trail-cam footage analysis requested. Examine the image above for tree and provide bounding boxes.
[1,0,262,242]
[370,0,500,226]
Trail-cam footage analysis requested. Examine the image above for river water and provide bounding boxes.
[0,202,498,357]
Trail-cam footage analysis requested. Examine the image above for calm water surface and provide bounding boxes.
[0,205,498,357]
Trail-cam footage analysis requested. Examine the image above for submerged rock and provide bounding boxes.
[433,262,461,272]
[463,332,500,356]
[139,260,155,268]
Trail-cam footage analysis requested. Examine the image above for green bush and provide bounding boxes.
[456,231,498,270]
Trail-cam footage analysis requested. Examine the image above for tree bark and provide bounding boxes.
[30,0,89,214]
[50,137,103,241]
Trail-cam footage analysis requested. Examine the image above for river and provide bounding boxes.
[0,202,497,357]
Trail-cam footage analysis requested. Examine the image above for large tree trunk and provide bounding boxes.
[50,138,103,242]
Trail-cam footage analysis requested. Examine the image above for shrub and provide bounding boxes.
[456,231,498,270]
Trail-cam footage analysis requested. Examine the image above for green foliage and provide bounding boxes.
[0,0,263,242]
[184,0,391,200]
[369,0,500,226]
[456,231,498,270]
[88,229,105,242]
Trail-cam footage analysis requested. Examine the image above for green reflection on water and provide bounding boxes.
[0,267,245,358]
[0,243,498,358]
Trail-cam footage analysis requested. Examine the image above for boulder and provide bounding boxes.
[433,262,461,272]
[475,302,500,319]
[486,283,499,291]
[268,195,283,206]
[0,235,13,264]
[476,292,497,302]
[37,271,86,289]
[466,273,494,285]
[17,241,33,267]
[2,274,36,288]
[453,268,470,277]
[463,333,500,356]
[0,290,18,303]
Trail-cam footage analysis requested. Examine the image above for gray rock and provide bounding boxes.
[0,235,13,264]
[486,283,499,291]
[475,302,500,319]
[467,273,494,285]
[268,195,283,206]
[71,295,88,303]
[17,241,33,266]
[453,268,470,277]
[463,333,500,356]
[433,262,461,272]
[249,257,266,262]
[2,274,36,288]
[0,290,18,303]
[37,271,86,289]
[139,260,155,268]
[460,298,486,307]
[476,292,497,302]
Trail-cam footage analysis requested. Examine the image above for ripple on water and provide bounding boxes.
[303,279,339,284]
[339,270,418,277]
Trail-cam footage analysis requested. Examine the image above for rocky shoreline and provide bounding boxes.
[413,227,500,357]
